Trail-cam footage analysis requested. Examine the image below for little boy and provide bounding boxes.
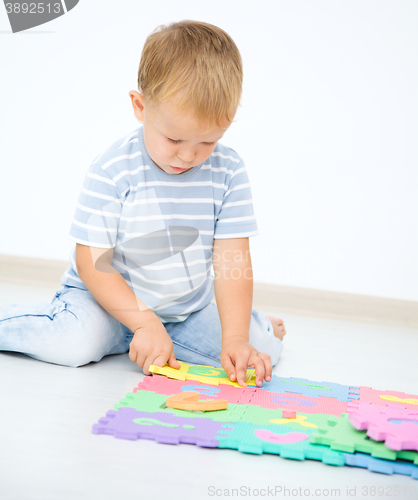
[0,21,285,387]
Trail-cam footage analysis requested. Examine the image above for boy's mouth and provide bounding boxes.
[170,166,189,172]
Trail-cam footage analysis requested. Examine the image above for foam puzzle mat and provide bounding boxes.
[92,362,418,479]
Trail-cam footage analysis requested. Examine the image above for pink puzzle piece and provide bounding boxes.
[355,387,418,410]
[134,375,255,404]
[282,410,297,419]
[247,389,349,416]
[348,402,418,451]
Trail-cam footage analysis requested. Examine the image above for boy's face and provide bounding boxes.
[129,91,231,174]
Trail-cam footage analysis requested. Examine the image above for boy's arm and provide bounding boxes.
[213,238,272,387]
[75,243,180,373]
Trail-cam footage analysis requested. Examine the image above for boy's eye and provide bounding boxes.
[167,137,215,146]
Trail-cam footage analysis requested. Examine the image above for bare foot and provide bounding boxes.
[267,316,286,341]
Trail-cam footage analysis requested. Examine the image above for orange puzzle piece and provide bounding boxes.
[166,391,229,412]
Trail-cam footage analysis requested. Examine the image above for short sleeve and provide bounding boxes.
[69,163,123,248]
[214,159,258,239]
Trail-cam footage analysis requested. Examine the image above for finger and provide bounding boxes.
[143,350,169,374]
[152,352,171,370]
[130,342,145,368]
[136,353,146,370]
[250,356,265,387]
[259,352,272,382]
[235,359,248,388]
[168,350,181,369]
[129,346,145,370]
[221,355,236,382]
[128,345,137,362]
[142,356,153,375]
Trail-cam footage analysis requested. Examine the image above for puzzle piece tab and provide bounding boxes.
[282,410,297,418]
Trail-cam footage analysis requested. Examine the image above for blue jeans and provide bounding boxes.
[0,284,283,368]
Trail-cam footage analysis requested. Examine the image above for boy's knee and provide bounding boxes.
[52,336,103,368]
[61,347,100,368]
[53,312,124,367]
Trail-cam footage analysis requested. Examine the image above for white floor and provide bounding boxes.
[0,282,417,500]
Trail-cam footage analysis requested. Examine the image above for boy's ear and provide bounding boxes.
[129,90,145,123]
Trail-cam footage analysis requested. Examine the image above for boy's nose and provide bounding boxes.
[177,149,195,163]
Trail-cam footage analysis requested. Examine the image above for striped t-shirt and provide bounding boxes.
[61,126,258,323]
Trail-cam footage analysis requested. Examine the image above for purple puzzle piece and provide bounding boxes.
[92,407,224,447]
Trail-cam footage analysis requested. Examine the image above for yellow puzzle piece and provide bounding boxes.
[149,361,257,387]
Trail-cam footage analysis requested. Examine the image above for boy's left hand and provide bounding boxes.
[220,337,272,388]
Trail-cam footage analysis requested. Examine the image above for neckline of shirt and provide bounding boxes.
[137,126,205,181]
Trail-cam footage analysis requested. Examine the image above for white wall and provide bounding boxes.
[0,0,417,300]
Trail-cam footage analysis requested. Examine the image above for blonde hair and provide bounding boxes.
[137,20,243,128]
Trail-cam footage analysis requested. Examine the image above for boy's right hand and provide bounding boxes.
[128,309,180,375]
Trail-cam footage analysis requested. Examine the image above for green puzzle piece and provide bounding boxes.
[116,390,167,412]
[310,413,418,464]
[238,405,331,429]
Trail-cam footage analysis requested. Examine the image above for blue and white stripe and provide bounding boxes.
[61,126,258,322]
